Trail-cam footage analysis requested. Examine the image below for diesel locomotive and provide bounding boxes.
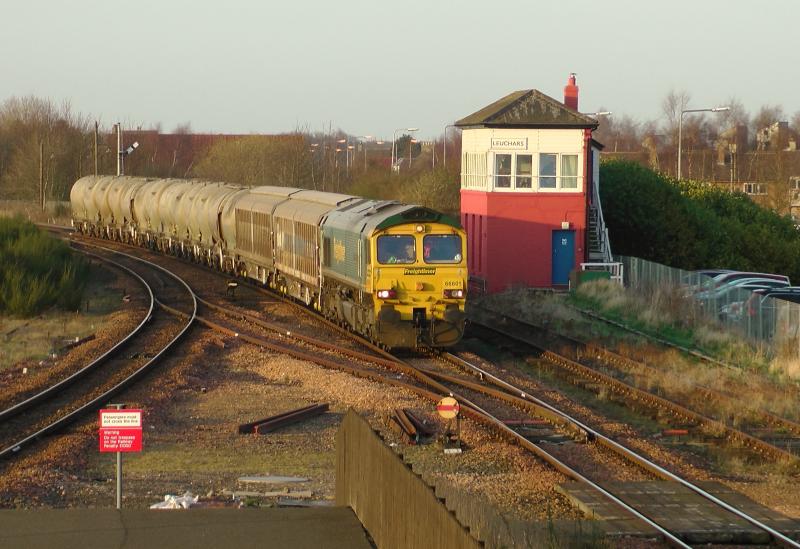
[70,175,467,348]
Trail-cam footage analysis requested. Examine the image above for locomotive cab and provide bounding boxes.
[372,222,467,348]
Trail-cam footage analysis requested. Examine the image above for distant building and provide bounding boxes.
[756,121,794,151]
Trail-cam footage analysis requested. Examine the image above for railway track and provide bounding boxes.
[0,241,197,461]
[41,227,800,545]
[468,308,800,465]
[417,350,800,547]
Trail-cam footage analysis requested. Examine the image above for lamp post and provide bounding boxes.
[336,137,349,176]
[678,106,729,180]
[391,127,418,173]
[115,123,122,176]
[409,139,418,167]
[443,124,459,168]
[357,135,373,171]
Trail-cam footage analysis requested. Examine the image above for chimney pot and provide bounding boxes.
[564,73,579,111]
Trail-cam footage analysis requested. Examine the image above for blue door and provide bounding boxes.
[551,230,575,286]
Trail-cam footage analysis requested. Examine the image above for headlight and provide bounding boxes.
[377,289,397,299]
[443,289,465,299]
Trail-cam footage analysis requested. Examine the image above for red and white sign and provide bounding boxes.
[99,409,143,453]
[436,397,460,419]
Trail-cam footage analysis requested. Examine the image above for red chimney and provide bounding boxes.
[563,73,578,111]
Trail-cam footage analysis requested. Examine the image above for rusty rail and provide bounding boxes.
[239,403,329,435]
[470,318,800,467]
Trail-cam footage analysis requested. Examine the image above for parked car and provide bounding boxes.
[694,277,790,302]
[695,269,735,278]
[706,271,790,288]
[719,287,800,322]
[680,269,734,293]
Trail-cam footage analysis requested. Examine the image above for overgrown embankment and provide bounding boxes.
[0,218,87,316]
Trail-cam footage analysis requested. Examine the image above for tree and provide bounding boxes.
[192,133,312,187]
[0,96,92,202]
[661,89,692,145]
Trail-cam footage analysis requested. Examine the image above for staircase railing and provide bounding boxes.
[591,178,613,263]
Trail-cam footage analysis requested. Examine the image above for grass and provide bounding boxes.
[0,263,124,370]
[119,442,333,475]
[0,199,72,225]
[568,279,781,374]
[0,217,88,317]
[473,284,800,472]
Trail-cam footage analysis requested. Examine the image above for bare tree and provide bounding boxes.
[661,89,691,144]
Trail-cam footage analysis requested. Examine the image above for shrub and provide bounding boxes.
[0,217,88,316]
[600,160,800,281]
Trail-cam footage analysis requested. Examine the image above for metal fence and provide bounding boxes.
[617,255,800,352]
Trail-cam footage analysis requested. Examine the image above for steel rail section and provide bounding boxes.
[0,245,197,460]
[0,251,155,424]
[443,350,800,549]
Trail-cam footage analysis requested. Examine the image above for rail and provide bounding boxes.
[0,243,197,460]
[448,336,800,548]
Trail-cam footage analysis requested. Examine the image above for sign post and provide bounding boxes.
[99,405,143,509]
[436,396,461,454]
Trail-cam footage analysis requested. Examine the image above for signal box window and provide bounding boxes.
[539,154,556,188]
[561,155,578,188]
[377,235,416,264]
[494,154,512,188]
[423,234,462,264]
[516,154,532,188]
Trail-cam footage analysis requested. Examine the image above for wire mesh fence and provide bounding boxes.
[616,255,800,354]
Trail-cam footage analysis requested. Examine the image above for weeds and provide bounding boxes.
[0,217,88,316]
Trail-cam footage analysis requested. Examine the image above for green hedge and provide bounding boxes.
[600,160,800,281]
[0,218,88,316]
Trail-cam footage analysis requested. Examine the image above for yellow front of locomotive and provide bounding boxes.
[370,221,467,348]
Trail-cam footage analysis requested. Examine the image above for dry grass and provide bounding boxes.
[0,200,71,225]
[478,285,800,427]
[0,264,125,370]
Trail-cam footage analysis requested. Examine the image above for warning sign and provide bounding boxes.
[99,409,143,453]
[436,397,460,419]
[100,428,142,452]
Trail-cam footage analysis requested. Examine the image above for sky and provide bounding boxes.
[1,0,797,140]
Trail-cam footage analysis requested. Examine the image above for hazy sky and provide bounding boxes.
[2,0,796,139]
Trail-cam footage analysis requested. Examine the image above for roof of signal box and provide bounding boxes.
[455,89,599,129]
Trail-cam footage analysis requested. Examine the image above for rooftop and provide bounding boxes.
[455,89,598,129]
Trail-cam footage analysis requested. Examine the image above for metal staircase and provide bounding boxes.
[587,180,613,263]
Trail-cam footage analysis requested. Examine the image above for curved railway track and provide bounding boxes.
[159,269,800,546]
[41,226,800,546]
[0,240,197,461]
[469,309,800,465]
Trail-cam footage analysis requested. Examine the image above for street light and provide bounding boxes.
[336,138,349,175]
[391,127,418,172]
[678,106,729,180]
[443,124,459,168]
[583,111,613,118]
[357,135,373,171]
